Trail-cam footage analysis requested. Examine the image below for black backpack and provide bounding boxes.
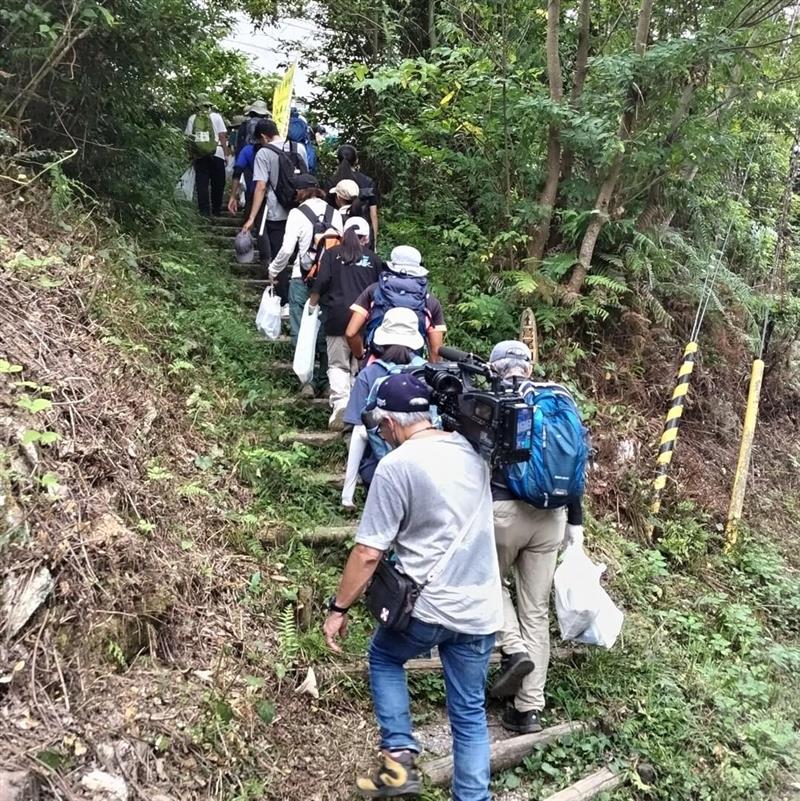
[297,203,335,282]
[264,144,301,209]
[286,141,309,175]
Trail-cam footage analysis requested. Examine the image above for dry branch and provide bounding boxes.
[544,767,622,800]
[422,721,590,786]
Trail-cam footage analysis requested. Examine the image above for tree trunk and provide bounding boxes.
[565,0,654,298]
[559,0,592,184]
[527,0,564,266]
[428,0,437,49]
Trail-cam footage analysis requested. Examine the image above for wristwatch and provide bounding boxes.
[327,595,350,615]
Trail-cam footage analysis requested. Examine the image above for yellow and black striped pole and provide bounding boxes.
[651,341,699,516]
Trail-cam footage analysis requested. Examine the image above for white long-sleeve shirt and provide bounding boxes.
[268,198,343,280]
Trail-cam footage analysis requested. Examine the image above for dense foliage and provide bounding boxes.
[0,0,279,218]
[308,0,800,359]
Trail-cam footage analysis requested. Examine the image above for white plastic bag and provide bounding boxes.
[293,301,321,385]
[553,540,624,649]
[255,286,282,340]
[175,166,195,201]
[225,155,234,182]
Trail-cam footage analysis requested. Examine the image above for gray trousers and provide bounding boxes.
[494,500,566,712]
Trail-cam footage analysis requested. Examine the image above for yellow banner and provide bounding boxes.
[272,63,296,140]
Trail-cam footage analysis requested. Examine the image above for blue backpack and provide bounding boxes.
[504,381,589,508]
[288,111,317,172]
[363,358,427,461]
[364,272,430,351]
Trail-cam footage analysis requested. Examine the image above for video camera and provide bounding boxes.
[414,346,532,466]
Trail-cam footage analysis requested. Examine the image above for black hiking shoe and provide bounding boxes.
[501,704,543,734]
[490,651,535,699]
[356,750,421,798]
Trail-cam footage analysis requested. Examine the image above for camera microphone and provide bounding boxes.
[438,345,473,363]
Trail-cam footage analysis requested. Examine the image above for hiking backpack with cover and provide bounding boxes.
[190,114,218,158]
[264,144,301,209]
[288,111,316,172]
[364,272,430,351]
[296,203,335,283]
[503,381,589,508]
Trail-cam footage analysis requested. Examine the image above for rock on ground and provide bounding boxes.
[0,770,39,801]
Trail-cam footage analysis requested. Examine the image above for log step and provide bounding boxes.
[422,721,590,787]
[331,647,575,677]
[296,524,356,544]
[271,396,329,408]
[279,430,343,447]
[542,767,622,801]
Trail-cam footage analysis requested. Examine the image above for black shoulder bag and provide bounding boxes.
[365,500,484,632]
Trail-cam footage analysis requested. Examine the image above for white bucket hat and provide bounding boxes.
[387,245,428,277]
[344,216,370,237]
[248,99,270,116]
[373,307,424,351]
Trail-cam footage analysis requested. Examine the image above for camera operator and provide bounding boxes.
[487,341,585,734]
[323,373,502,801]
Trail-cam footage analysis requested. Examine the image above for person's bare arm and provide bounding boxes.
[323,544,383,652]
[218,131,230,158]
[370,204,379,245]
[345,312,367,360]
[428,329,444,362]
[242,182,266,232]
[227,176,241,213]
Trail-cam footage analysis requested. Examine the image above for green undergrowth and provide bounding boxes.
[47,196,799,799]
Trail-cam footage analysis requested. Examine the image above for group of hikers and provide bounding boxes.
[186,92,589,801]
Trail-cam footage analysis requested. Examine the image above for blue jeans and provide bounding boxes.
[369,618,495,801]
[288,278,327,389]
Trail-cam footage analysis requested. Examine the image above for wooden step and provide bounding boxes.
[229,262,269,278]
[332,647,576,677]
[543,768,622,801]
[296,524,356,544]
[279,430,343,447]
[271,396,329,408]
[422,721,590,787]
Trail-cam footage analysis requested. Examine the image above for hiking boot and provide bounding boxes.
[501,704,543,734]
[490,651,535,699]
[328,405,346,431]
[356,751,421,798]
[299,383,315,399]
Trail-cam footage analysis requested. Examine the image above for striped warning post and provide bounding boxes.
[651,341,698,515]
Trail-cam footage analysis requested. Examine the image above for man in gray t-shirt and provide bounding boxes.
[241,119,291,304]
[323,374,501,801]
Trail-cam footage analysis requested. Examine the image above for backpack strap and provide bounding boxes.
[297,203,319,227]
[322,203,334,227]
[263,144,285,191]
[422,488,487,588]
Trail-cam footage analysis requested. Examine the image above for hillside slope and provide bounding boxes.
[1,195,799,801]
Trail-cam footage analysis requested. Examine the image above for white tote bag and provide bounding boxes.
[175,166,195,201]
[553,540,624,649]
[255,286,282,340]
[293,301,321,385]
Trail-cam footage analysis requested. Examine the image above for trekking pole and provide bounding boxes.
[725,128,800,550]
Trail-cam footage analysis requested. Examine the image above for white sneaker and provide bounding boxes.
[328,405,346,431]
[281,304,290,319]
